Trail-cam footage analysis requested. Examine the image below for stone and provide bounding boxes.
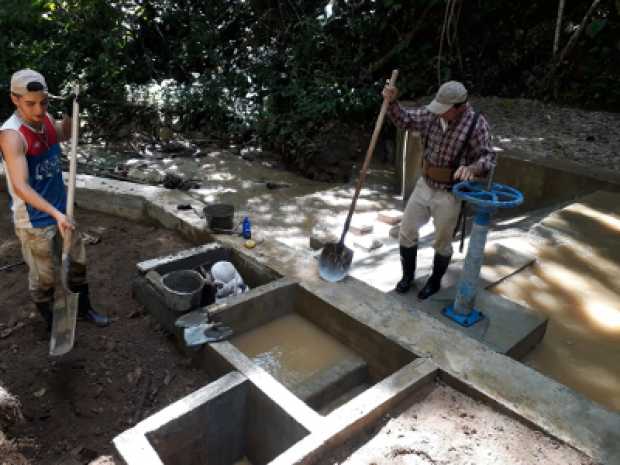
[163,172,184,189]
[349,221,373,236]
[354,236,383,251]
[127,167,164,184]
[377,209,403,225]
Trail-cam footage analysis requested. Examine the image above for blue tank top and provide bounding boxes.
[1,113,66,228]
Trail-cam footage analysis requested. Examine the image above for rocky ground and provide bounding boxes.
[475,96,620,173]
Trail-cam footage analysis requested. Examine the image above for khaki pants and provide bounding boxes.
[15,225,87,304]
[399,177,461,255]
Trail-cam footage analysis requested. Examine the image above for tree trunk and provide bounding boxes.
[541,0,601,93]
[553,0,566,56]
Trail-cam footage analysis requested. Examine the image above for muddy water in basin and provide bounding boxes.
[231,313,358,388]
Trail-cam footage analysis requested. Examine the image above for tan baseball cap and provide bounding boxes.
[10,69,48,95]
[426,81,467,114]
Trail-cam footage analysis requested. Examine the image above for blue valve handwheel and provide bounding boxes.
[452,181,523,209]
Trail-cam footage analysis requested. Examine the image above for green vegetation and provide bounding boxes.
[1,1,618,178]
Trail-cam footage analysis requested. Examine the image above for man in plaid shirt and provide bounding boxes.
[383,80,496,300]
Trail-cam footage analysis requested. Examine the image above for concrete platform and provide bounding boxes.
[387,240,545,358]
[416,286,547,360]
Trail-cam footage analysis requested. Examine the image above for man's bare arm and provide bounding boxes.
[0,130,74,236]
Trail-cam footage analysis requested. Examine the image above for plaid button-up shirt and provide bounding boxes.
[387,101,496,190]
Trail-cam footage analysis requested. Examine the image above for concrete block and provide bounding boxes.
[353,236,383,251]
[295,356,369,411]
[377,209,403,225]
[349,221,373,236]
[132,276,181,336]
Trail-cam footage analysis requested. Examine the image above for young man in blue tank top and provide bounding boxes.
[0,69,109,330]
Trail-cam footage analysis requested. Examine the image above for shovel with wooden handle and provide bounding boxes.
[319,69,398,282]
[49,83,80,357]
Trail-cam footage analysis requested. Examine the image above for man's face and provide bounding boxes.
[440,105,465,122]
[11,91,49,126]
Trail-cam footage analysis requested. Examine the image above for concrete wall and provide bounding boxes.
[133,246,286,335]
[148,246,281,289]
[148,374,249,465]
[245,383,311,465]
[395,128,423,204]
[494,149,620,214]
[114,372,248,465]
[394,133,620,214]
[114,369,312,465]
[208,279,298,335]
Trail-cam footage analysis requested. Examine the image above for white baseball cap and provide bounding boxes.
[426,81,468,114]
[10,69,48,95]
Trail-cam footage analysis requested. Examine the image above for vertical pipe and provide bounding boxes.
[453,210,491,315]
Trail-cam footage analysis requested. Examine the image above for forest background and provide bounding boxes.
[1,0,618,180]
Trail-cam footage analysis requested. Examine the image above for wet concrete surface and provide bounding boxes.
[492,191,620,412]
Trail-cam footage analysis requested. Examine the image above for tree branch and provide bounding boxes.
[541,0,601,93]
[368,1,436,76]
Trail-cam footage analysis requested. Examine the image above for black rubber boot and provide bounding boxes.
[417,252,451,300]
[395,245,417,293]
[35,301,53,332]
[74,284,110,327]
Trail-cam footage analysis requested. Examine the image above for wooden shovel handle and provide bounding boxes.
[63,83,79,256]
[339,69,399,244]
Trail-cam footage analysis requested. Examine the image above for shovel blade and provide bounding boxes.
[318,242,353,282]
[50,256,79,356]
[49,291,79,356]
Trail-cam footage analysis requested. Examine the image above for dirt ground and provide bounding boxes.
[0,193,211,465]
[329,382,595,465]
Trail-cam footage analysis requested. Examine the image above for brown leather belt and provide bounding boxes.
[422,160,454,184]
